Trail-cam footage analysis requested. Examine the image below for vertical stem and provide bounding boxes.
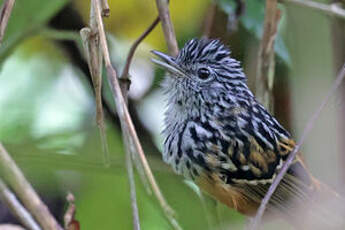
[124,132,141,230]
[255,0,281,112]
[120,16,160,230]
[199,193,222,230]
[121,79,141,230]
[154,0,179,56]
[82,0,111,167]
[203,1,217,38]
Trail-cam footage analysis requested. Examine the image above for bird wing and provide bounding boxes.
[196,158,314,216]
[196,101,341,226]
[200,102,317,215]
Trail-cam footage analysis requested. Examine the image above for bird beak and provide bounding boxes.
[151,50,185,77]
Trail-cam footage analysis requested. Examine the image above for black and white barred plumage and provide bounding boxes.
[160,38,299,184]
[151,39,341,226]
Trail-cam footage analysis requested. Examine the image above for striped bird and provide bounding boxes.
[151,38,344,229]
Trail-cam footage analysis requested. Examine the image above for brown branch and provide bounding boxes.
[121,16,160,196]
[0,179,41,230]
[89,0,182,229]
[120,15,161,230]
[249,63,345,230]
[121,16,160,80]
[226,0,246,33]
[279,0,345,20]
[0,0,15,45]
[154,0,179,57]
[202,1,217,38]
[120,44,141,230]
[80,2,110,167]
[83,2,142,228]
[255,0,281,113]
[124,135,141,230]
[0,143,63,230]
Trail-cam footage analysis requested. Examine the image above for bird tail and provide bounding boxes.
[289,177,345,230]
[270,160,345,229]
[240,157,345,229]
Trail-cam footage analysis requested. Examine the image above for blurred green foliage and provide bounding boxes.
[218,0,291,65]
[0,0,69,62]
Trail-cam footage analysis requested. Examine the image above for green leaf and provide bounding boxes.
[0,0,69,62]
[218,0,291,66]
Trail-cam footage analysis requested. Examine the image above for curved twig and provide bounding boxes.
[121,16,160,79]
[255,0,281,112]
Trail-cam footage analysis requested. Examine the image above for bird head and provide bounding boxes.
[151,38,251,115]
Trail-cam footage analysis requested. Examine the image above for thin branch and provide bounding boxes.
[120,16,161,196]
[120,85,147,229]
[121,44,141,230]
[120,15,161,230]
[199,193,222,230]
[249,63,345,230]
[0,0,15,45]
[121,16,160,79]
[255,0,281,113]
[83,2,143,227]
[279,0,345,20]
[124,135,141,230]
[203,1,217,38]
[0,143,63,230]
[226,0,246,33]
[80,1,111,167]
[154,0,179,57]
[90,1,182,229]
[0,179,41,230]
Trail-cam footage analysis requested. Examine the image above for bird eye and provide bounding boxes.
[197,68,210,80]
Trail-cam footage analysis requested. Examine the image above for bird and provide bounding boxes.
[151,38,344,228]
